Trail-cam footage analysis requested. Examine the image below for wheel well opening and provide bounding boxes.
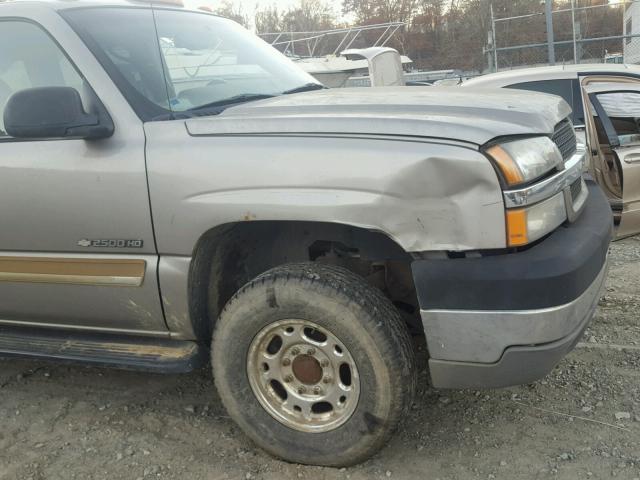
[188,221,421,341]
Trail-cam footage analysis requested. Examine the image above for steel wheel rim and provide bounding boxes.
[247,319,360,433]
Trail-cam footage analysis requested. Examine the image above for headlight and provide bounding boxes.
[505,191,568,247]
[486,136,563,187]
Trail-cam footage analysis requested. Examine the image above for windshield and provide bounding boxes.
[62,7,323,119]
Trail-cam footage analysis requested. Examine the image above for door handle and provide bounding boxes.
[624,154,640,164]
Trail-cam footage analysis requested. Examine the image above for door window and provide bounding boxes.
[0,21,85,137]
[593,91,640,146]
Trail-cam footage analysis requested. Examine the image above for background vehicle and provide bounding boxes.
[0,0,611,466]
[463,65,640,237]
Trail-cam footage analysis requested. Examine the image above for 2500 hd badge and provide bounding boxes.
[77,239,144,248]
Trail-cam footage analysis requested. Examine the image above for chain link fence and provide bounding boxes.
[488,1,633,72]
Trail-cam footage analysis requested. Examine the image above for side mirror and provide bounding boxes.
[3,86,114,140]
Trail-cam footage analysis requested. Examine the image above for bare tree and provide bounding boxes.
[215,0,250,27]
[255,0,337,33]
[255,5,284,33]
[281,0,337,32]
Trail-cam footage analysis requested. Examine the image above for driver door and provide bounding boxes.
[0,15,165,333]
[583,83,640,238]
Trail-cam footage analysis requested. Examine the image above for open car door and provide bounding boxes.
[583,83,640,238]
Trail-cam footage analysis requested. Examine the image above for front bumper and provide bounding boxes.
[412,180,612,389]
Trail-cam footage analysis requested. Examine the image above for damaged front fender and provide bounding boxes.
[145,123,506,255]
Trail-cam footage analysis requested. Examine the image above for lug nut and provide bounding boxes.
[284,375,294,383]
[313,386,321,395]
[291,348,300,355]
[298,386,306,394]
[323,376,332,384]
[307,348,316,355]
[282,358,291,366]
[320,359,329,367]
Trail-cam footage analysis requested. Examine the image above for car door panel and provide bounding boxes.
[613,144,640,237]
[0,14,166,333]
[583,83,640,237]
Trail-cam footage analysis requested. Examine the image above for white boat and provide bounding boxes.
[259,23,413,88]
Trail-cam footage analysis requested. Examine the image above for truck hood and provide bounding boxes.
[185,87,571,146]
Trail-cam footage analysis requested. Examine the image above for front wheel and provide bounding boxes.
[211,263,416,466]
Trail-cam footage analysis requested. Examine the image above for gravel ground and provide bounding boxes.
[1,239,640,480]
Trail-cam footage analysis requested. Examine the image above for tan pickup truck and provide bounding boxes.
[0,0,611,466]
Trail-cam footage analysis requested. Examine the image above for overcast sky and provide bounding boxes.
[185,0,343,16]
[184,0,346,26]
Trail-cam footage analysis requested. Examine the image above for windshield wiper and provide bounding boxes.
[188,93,276,113]
[282,83,327,95]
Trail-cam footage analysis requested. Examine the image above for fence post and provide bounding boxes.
[545,0,556,65]
[490,3,498,71]
[571,0,577,63]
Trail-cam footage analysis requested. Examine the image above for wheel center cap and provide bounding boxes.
[291,354,323,385]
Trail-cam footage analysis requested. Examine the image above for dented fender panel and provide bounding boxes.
[145,121,506,255]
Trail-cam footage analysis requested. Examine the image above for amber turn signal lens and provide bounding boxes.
[486,145,524,186]
[506,209,528,247]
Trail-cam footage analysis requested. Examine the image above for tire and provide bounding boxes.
[211,263,416,466]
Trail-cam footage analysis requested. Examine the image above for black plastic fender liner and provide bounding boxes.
[411,181,612,311]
